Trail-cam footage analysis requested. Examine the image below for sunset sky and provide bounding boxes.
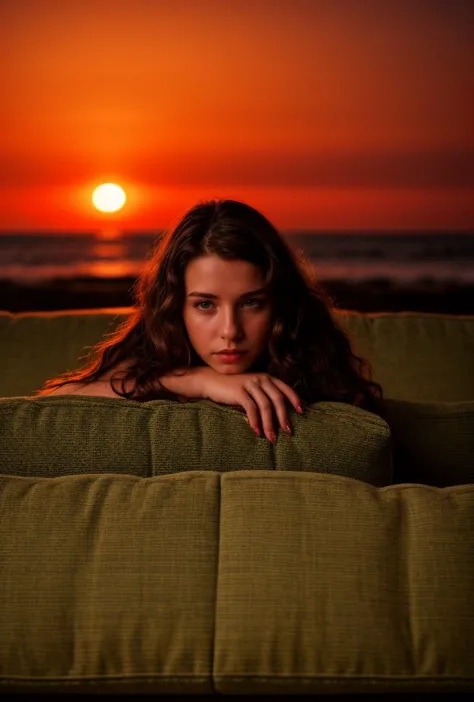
[1,0,473,232]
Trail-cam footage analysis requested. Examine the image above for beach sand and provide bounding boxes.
[1,277,474,315]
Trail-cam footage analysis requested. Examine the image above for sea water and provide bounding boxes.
[0,230,473,284]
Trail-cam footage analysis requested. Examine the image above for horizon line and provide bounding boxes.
[1,227,473,236]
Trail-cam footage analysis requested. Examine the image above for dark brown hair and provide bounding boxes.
[39,199,384,414]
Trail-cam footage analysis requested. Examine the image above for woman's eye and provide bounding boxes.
[242,298,263,308]
[195,300,214,311]
[194,298,264,311]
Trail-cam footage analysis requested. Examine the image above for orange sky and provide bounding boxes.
[1,0,473,231]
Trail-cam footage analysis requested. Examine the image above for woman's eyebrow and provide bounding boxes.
[188,287,267,299]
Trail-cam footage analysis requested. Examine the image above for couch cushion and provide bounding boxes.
[214,471,474,695]
[384,399,474,487]
[0,471,219,694]
[339,311,474,401]
[0,396,392,487]
[0,309,126,398]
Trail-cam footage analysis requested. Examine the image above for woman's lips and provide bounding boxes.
[215,351,247,364]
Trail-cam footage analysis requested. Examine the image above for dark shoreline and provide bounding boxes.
[1,277,474,314]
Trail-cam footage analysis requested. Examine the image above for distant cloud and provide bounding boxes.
[2,147,472,189]
[150,147,474,189]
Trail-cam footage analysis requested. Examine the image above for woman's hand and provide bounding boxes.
[161,366,302,442]
[204,370,303,442]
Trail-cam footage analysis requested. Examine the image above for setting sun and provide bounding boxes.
[92,183,126,213]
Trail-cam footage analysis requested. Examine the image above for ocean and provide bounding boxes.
[0,231,473,285]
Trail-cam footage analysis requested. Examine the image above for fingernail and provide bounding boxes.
[268,432,276,443]
[254,427,261,436]
[296,406,304,414]
[284,423,292,434]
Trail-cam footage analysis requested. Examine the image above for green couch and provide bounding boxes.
[1,308,473,695]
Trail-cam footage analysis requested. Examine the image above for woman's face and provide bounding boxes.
[183,255,272,374]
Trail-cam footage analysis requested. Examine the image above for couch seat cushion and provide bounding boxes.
[214,471,474,694]
[0,471,219,694]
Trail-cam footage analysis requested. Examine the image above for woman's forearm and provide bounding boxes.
[158,366,214,399]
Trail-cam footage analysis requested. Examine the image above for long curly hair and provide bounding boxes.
[39,199,384,415]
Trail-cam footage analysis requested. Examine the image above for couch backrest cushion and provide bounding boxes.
[385,399,474,487]
[338,311,474,401]
[1,309,473,402]
[214,471,474,694]
[0,396,393,487]
[0,471,220,694]
[0,308,125,398]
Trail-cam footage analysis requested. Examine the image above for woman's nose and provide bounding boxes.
[220,309,242,341]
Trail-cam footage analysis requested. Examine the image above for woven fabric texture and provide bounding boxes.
[0,471,219,695]
[1,470,473,694]
[0,396,393,486]
[214,471,474,694]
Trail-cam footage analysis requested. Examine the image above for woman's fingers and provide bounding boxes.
[246,383,277,442]
[269,377,303,414]
[239,374,304,443]
[240,391,262,437]
[258,377,292,435]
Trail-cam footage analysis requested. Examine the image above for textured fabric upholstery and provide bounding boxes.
[339,311,474,402]
[214,471,474,694]
[0,396,393,486]
[1,470,473,694]
[0,471,219,695]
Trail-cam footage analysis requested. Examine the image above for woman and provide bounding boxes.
[39,198,383,442]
